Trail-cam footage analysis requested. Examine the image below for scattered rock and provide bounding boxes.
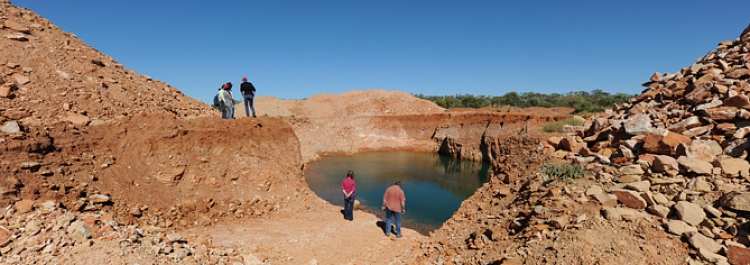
[677,156,713,175]
[665,220,698,236]
[727,245,750,265]
[14,199,34,214]
[685,231,722,254]
[1,121,20,134]
[614,190,647,209]
[719,157,750,176]
[674,201,706,226]
[720,191,750,212]
[601,207,649,221]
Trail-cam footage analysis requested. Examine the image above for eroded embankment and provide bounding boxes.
[1,113,314,227]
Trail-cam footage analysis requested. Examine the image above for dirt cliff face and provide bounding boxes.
[1,0,296,222]
[3,112,306,221]
[257,93,572,163]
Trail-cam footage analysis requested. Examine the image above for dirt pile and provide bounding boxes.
[0,0,216,128]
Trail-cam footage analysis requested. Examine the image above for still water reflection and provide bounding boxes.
[304,151,490,235]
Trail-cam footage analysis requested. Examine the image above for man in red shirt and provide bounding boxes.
[382,181,406,238]
[341,170,356,221]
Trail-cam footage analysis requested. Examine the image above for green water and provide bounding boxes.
[304,151,490,235]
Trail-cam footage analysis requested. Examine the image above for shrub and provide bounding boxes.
[542,118,584,132]
[541,163,587,183]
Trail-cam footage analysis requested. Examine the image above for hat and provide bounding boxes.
[242,76,247,81]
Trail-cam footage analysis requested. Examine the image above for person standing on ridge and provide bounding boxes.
[240,76,257,118]
[218,84,233,119]
[341,170,356,221]
[382,181,406,238]
[224,82,235,118]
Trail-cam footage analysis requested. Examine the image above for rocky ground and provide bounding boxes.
[4,0,750,264]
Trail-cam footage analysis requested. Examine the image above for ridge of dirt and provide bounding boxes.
[254,89,446,120]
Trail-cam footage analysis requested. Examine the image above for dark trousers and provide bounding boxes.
[385,209,402,236]
[243,94,256,117]
[344,195,355,221]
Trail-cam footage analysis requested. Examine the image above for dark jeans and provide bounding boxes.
[344,195,355,221]
[243,94,256,117]
[385,209,402,236]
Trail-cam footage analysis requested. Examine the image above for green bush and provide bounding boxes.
[542,163,587,183]
[413,90,635,110]
[542,118,584,132]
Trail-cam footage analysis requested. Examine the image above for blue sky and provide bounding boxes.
[12,1,750,104]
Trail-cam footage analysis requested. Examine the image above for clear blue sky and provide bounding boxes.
[12,1,750,104]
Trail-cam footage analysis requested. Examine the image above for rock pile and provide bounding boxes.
[403,134,690,264]
[0,0,216,131]
[541,23,750,264]
[401,24,750,265]
[0,199,272,264]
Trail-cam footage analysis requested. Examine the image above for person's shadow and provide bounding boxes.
[376,221,395,235]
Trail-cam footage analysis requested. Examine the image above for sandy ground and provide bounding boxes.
[185,201,424,265]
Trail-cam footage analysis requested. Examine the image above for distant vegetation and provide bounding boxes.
[542,118,585,133]
[413,89,635,114]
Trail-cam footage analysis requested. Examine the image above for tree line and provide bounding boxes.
[413,89,636,114]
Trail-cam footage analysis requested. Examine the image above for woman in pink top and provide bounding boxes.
[341,170,356,221]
